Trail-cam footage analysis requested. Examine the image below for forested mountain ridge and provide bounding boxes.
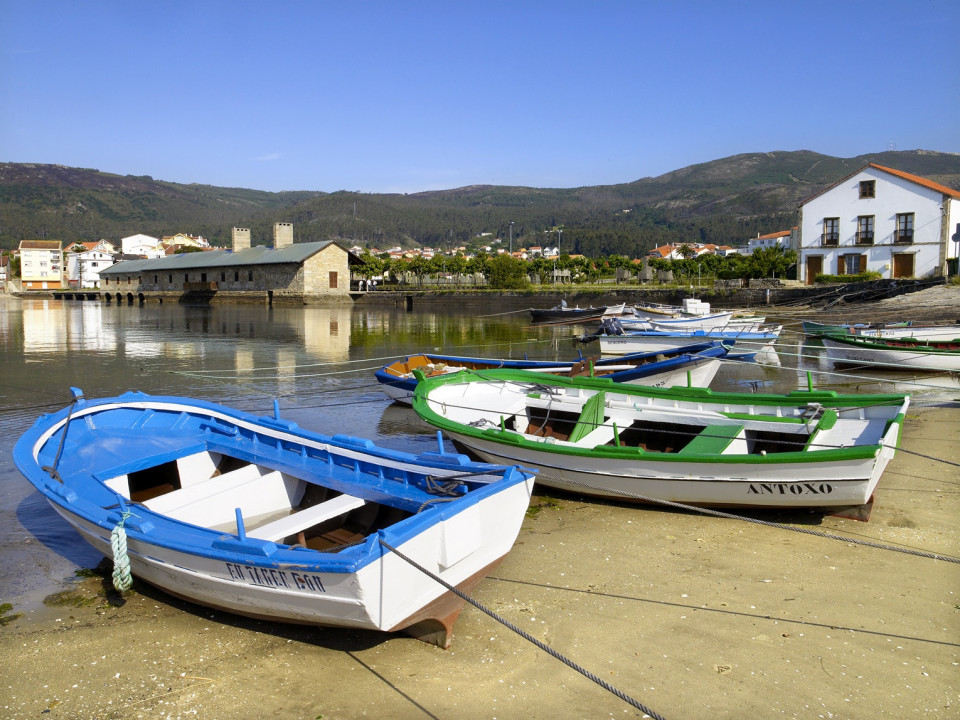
[2,150,958,257]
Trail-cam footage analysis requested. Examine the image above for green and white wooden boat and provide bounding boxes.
[821,333,960,371]
[411,369,910,510]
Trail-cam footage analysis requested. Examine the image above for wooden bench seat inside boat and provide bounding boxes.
[247,493,366,542]
[134,460,301,528]
[677,424,745,455]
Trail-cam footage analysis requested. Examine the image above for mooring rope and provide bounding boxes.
[41,390,83,483]
[378,538,668,720]
[110,511,134,592]
[550,477,960,564]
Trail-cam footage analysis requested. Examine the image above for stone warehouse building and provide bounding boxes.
[99,224,361,303]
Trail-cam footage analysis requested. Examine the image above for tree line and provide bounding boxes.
[355,245,797,289]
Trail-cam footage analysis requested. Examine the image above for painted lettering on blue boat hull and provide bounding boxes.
[226,563,326,593]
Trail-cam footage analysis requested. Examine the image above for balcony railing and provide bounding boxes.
[895,232,914,244]
[820,234,839,247]
[855,232,874,245]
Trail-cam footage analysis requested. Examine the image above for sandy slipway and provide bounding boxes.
[2,401,958,720]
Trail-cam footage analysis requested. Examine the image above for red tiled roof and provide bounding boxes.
[802,164,960,205]
[868,164,960,200]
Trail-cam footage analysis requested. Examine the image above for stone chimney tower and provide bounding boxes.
[273,222,293,249]
[232,227,251,252]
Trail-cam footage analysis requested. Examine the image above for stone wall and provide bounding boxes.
[303,245,350,295]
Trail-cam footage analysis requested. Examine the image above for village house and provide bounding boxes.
[121,233,163,258]
[64,243,116,288]
[160,233,209,252]
[747,230,794,253]
[18,240,64,290]
[99,223,361,303]
[798,164,960,284]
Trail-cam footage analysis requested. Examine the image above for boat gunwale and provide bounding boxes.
[15,393,534,573]
[411,369,909,466]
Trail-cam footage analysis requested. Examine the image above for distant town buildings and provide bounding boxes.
[99,223,360,302]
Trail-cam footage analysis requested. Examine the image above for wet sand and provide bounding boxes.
[2,403,958,719]
[2,286,959,719]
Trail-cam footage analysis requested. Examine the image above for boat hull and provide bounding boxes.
[445,432,892,508]
[822,336,960,371]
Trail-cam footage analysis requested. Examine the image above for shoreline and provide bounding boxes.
[2,403,958,719]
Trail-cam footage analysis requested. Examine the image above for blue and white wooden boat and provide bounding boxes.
[375,344,728,404]
[412,370,910,510]
[13,389,536,647]
[596,325,781,356]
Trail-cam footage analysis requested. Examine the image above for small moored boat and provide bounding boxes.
[851,324,960,342]
[411,370,909,511]
[821,333,960,371]
[14,390,536,647]
[802,320,913,337]
[593,321,781,356]
[374,344,728,404]
[530,300,620,323]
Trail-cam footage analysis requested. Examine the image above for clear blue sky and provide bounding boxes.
[2,1,957,194]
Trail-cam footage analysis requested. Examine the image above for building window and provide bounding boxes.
[821,218,839,246]
[184,273,189,282]
[248,270,253,281]
[896,213,914,243]
[859,180,875,198]
[329,271,338,289]
[856,216,874,245]
[220,271,225,282]
[154,274,158,283]
[201,272,207,282]
[841,254,865,275]
[234,271,239,282]
[168,274,173,283]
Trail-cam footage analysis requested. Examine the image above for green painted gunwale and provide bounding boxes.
[411,368,909,466]
[821,332,960,353]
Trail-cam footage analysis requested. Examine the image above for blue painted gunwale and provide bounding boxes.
[14,390,534,574]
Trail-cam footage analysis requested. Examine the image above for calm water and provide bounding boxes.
[1,296,955,613]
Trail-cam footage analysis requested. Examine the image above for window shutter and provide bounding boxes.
[859,255,867,273]
[837,257,843,274]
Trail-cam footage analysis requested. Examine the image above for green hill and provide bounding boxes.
[2,150,958,257]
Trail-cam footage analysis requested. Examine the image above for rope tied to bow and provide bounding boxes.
[110,511,133,592]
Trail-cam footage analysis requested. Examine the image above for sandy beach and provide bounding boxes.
[2,286,959,720]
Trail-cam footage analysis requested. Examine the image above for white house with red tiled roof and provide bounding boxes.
[65,246,115,288]
[798,164,960,284]
[748,230,794,253]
